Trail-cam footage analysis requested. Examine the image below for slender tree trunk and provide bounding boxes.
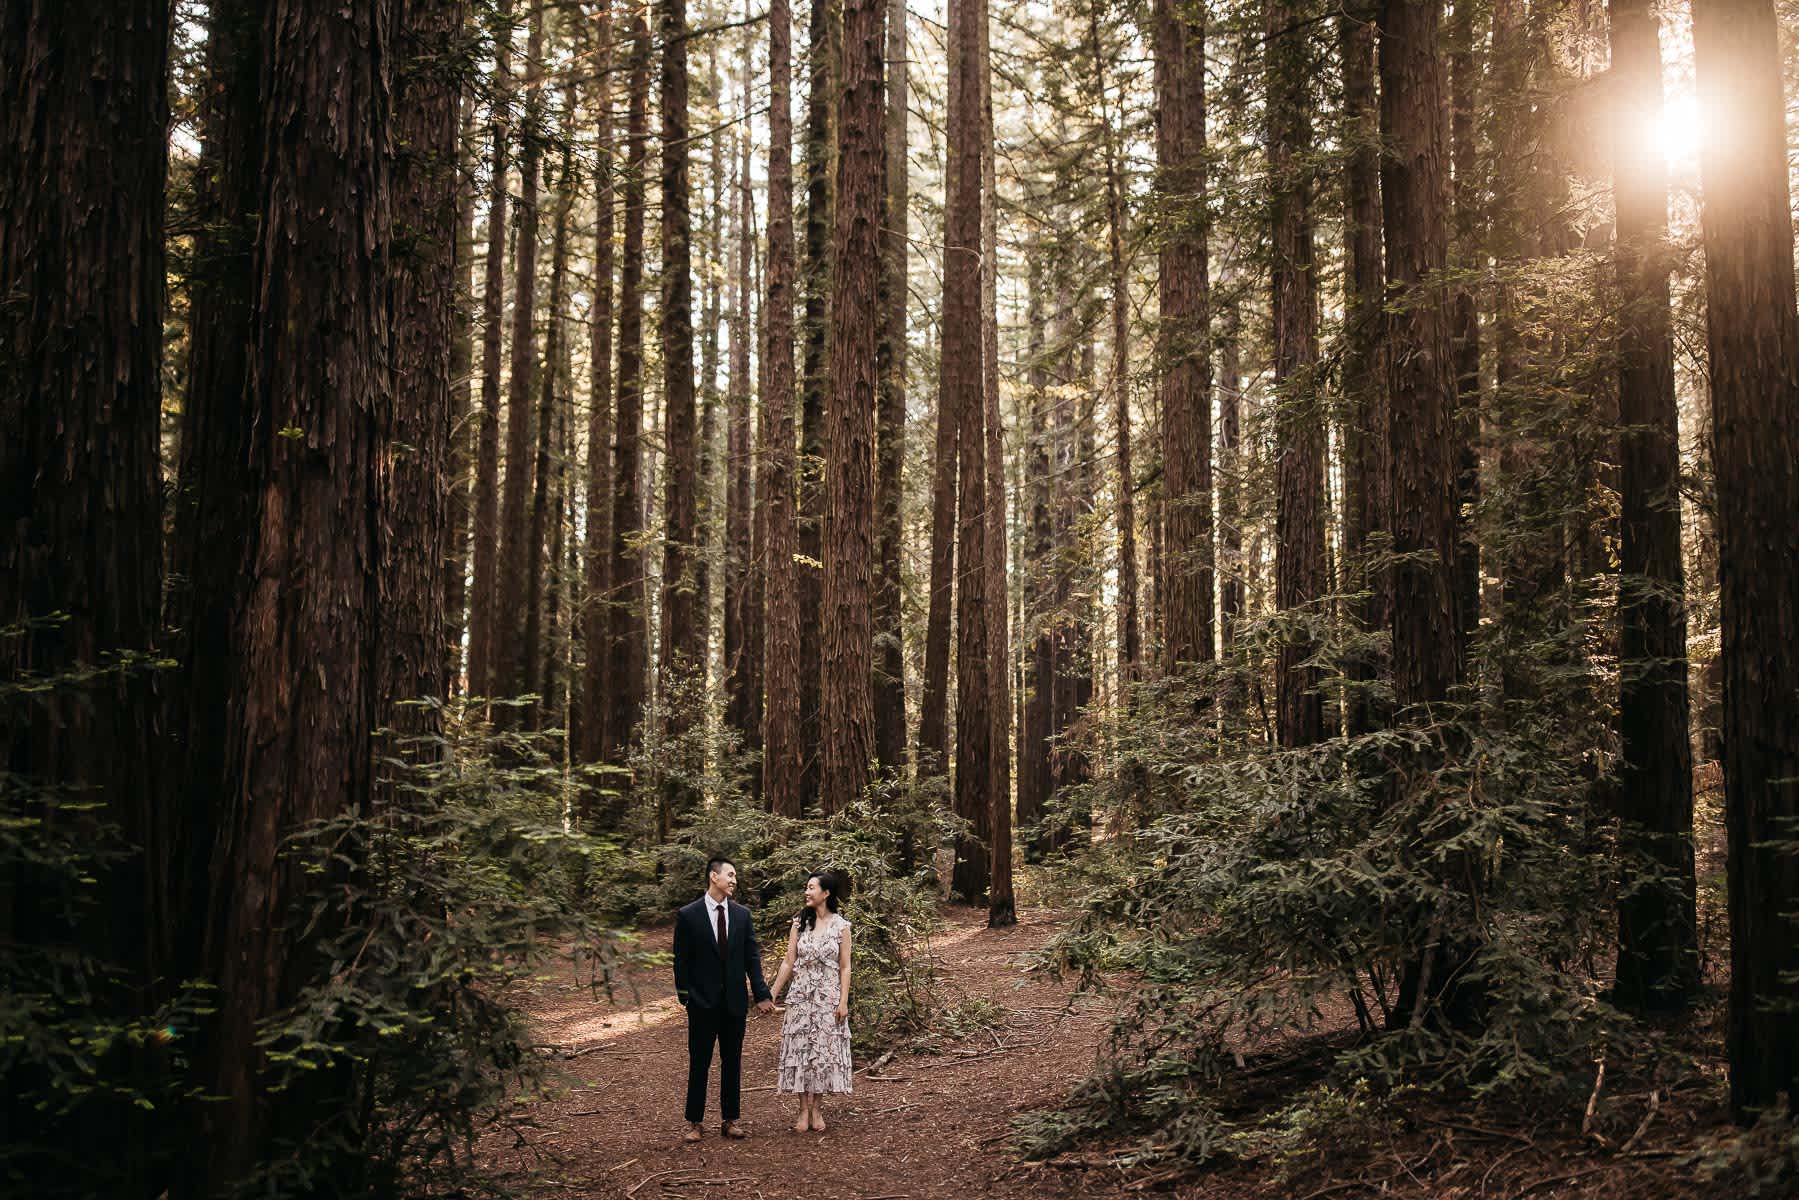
[798,0,837,811]
[1691,0,1799,1118]
[660,0,702,796]
[725,119,758,751]
[1093,7,1139,697]
[168,0,260,982]
[873,0,911,775]
[821,0,885,815]
[918,322,959,775]
[1154,0,1213,674]
[524,83,575,721]
[200,2,392,1185]
[697,73,726,687]
[1449,0,1481,659]
[1019,260,1054,860]
[763,0,806,818]
[605,8,653,763]
[1267,0,1323,747]
[0,3,170,1185]
[1608,0,1697,1014]
[446,93,477,697]
[1339,6,1387,736]
[1218,284,1243,653]
[496,0,546,702]
[469,0,515,698]
[978,13,1014,926]
[580,0,616,770]
[947,0,990,903]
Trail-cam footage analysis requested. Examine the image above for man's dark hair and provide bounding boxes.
[706,856,735,881]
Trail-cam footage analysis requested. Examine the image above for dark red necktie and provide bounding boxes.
[715,904,727,951]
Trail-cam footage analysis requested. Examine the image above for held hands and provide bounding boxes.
[756,999,776,1015]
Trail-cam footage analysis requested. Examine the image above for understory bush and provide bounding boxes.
[1017,598,1699,1169]
[233,702,645,1198]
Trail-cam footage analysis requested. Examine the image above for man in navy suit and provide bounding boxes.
[674,856,774,1141]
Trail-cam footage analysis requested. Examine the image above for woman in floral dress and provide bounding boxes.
[770,869,853,1132]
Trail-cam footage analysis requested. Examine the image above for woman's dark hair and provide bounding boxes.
[797,869,848,933]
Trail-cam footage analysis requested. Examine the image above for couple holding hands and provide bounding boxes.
[672,857,854,1140]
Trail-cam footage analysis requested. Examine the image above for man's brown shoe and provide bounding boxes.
[721,1120,749,1140]
[683,1122,704,1143]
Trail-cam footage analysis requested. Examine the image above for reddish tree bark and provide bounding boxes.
[468,0,514,699]
[1691,0,1799,1118]
[1154,0,1213,674]
[1267,0,1323,747]
[580,0,616,768]
[873,0,910,776]
[762,0,806,818]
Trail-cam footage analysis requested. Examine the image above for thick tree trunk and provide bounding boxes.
[763,0,806,818]
[1339,6,1387,736]
[918,336,959,776]
[199,1,392,1186]
[1380,0,1474,1033]
[1608,0,1697,1014]
[1267,0,1323,748]
[468,0,514,699]
[873,0,911,776]
[821,0,885,815]
[947,0,991,903]
[0,2,171,1185]
[1154,0,1213,674]
[385,0,465,740]
[605,8,653,763]
[1691,0,1799,1119]
[580,2,616,770]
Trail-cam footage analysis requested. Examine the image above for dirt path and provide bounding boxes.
[495,905,1125,1200]
[493,906,1728,1200]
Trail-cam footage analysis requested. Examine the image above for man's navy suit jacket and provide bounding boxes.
[673,897,773,1016]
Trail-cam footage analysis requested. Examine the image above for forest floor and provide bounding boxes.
[489,904,1747,1200]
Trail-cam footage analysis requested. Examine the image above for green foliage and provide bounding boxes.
[233,703,644,1199]
[1017,595,1671,1168]
[0,775,207,1198]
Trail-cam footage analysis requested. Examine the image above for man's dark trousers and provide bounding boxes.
[684,1005,746,1123]
[673,895,772,1124]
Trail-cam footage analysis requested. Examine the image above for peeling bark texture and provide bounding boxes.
[1691,0,1799,1118]
[384,0,465,741]
[0,0,171,1182]
[199,1,393,1187]
[821,0,885,814]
